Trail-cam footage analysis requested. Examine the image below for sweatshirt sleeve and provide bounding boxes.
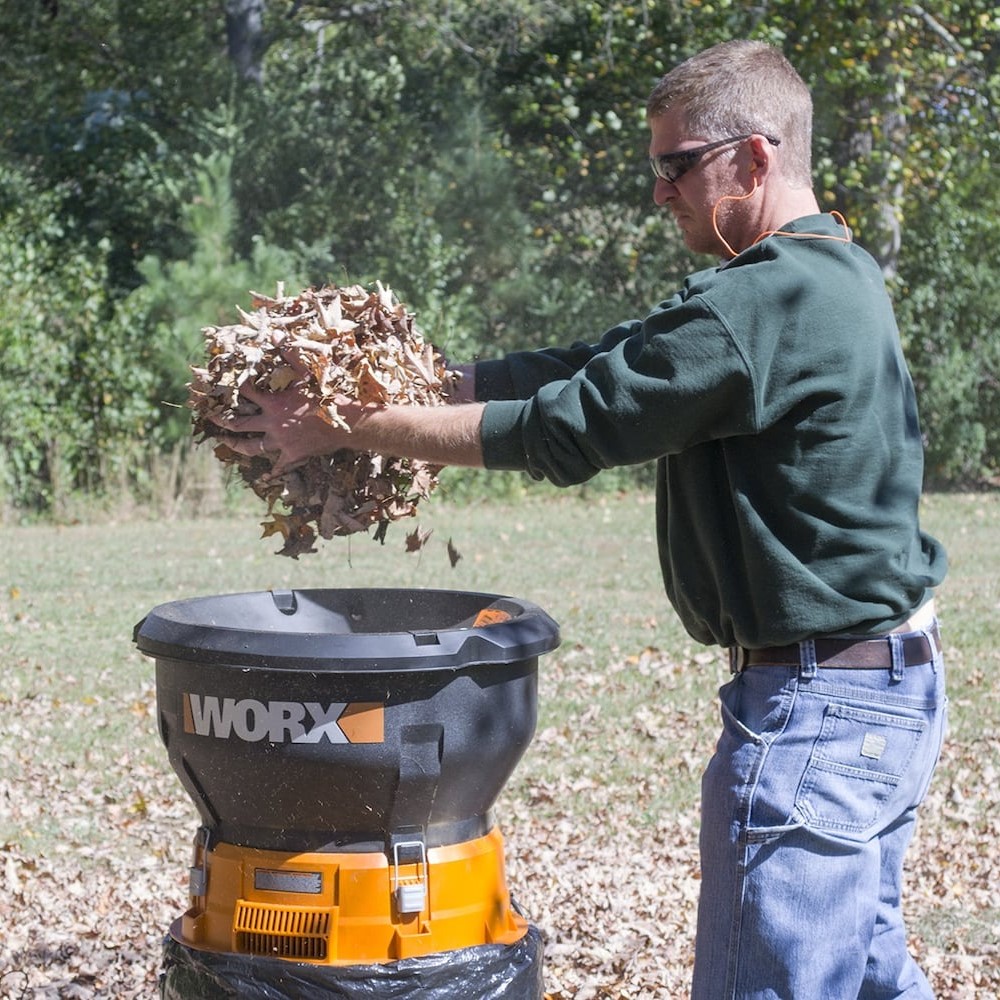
[479,296,758,486]
[474,320,641,401]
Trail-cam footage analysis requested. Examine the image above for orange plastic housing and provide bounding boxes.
[176,826,528,964]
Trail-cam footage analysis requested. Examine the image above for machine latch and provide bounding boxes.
[391,838,427,914]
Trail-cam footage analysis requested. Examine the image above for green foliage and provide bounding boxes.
[492,1,697,320]
[0,166,158,513]
[1,0,998,513]
[0,0,232,290]
[126,149,306,447]
[894,160,1000,484]
[763,0,1000,270]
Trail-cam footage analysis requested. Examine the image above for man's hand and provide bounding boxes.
[208,381,353,476]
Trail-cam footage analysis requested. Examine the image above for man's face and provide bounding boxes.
[648,110,749,258]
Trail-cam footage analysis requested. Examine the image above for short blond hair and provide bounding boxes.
[647,40,813,187]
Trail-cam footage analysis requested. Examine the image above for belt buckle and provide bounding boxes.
[729,645,748,674]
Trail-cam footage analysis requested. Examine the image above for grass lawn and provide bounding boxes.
[1,488,997,997]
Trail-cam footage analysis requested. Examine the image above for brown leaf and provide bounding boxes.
[405,526,433,553]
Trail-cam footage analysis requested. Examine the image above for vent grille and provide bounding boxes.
[233,901,332,960]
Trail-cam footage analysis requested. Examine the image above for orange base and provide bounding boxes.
[177,826,527,964]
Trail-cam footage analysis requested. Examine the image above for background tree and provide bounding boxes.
[1,0,997,513]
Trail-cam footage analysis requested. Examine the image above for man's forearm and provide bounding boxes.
[349,401,487,468]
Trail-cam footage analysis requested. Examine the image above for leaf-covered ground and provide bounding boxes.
[2,653,996,999]
[2,495,997,998]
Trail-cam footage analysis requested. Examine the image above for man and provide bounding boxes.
[219,39,947,1000]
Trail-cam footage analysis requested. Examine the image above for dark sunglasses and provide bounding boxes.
[649,133,780,184]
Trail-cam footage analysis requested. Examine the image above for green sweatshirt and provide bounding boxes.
[476,214,946,648]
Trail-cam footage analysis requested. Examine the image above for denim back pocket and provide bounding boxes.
[794,703,927,837]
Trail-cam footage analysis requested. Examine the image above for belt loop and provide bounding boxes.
[798,638,817,679]
[925,622,942,660]
[924,623,943,673]
[729,646,747,674]
[889,633,905,681]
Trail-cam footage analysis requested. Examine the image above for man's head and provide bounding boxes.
[646,41,819,258]
[647,40,813,188]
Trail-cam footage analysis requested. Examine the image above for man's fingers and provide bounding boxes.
[201,376,350,474]
[212,432,316,480]
[206,409,265,432]
[213,432,270,458]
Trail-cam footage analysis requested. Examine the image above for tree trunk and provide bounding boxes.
[226,0,266,85]
[832,4,908,280]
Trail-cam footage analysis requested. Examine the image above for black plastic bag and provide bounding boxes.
[159,926,545,1000]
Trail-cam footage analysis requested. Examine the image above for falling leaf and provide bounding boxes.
[405,526,433,553]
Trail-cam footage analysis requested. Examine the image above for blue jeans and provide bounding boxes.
[693,627,947,1000]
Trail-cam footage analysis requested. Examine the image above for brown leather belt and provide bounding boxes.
[732,624,941,672]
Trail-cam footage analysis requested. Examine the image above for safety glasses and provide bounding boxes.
[649,133,780,184]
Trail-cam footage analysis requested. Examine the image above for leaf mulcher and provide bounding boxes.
[133,587,560,999]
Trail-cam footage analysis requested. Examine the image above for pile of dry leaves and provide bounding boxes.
[188,283,458,558]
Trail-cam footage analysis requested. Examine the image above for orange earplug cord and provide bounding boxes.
[712,179,852,259]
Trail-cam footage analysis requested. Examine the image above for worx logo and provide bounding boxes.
[182,693,384,744]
